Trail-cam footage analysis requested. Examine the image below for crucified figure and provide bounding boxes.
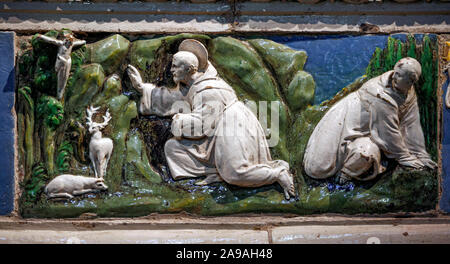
[37,33,86,100]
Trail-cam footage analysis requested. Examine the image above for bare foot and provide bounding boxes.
[277,170,295,200]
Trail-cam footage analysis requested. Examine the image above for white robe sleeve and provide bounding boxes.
[172,89,225,139]
[399,91,435,166]
[368,97,423,167]
[139,85,188,117]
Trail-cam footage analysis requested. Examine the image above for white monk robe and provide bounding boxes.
[139,62,288,187]
[303,70,434,180]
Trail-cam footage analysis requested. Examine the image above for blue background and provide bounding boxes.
[441,70,450,213]
[269,34,437,105]
[0,32,15,215]
[269,35,388,104]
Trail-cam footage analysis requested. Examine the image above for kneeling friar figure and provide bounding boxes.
[303,57,437,184]
[127,39,295,199]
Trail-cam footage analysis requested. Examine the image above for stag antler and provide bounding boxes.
[98,109,112,129]
[86,105,100,132]
[86,105,111,133]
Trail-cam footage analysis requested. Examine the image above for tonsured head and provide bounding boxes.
[171,51,199,85]
[392,57,422,94]
[170,39,209,85]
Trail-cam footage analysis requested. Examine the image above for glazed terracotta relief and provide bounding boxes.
[16,31,439,217]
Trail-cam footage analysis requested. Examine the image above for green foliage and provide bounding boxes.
[56,141,73,173]
[365,47,383,79]
[66,45,86,96]
[21,163,49,204]
[37,55,51,69]
[19,50,35,77]
[31,31,58,94]
[420,36,434,99]
[384,37,397,72]
[71,46,86,68]
[407,35,416,58]
[33,69,57,93]
[31,30,59,54]
[395,39,403,63]
[417,35,438,159]
[30,30,76,95]
[365,34,438,160]
[18,86,35,178]
[36,96,64,130]
[18,86,34,110]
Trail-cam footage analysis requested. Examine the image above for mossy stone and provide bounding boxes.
[248,38,307,90]
[208,36,291,161]
[105,95,138,191]
[286,71,316,112]
[65,63,105,115]
[160,33,211,46]
[86,34,130,75]
[125,130,162,184]
[299,186,330,212]
[92,75,122,106]
[129,38,162,72]
[128,34,210,83]
[209,36,278,101]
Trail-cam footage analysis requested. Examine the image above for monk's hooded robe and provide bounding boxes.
[139,62,288,187]
[303,70,434,180]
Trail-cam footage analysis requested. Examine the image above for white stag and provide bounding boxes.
[86,105,113,179]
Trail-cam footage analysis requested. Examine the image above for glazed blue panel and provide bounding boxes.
[0,32,15,215]
[269,35,388,104]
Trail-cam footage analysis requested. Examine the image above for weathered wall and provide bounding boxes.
[0,2,449,34]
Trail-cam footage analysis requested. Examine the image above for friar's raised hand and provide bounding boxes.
[127,64,144,92]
